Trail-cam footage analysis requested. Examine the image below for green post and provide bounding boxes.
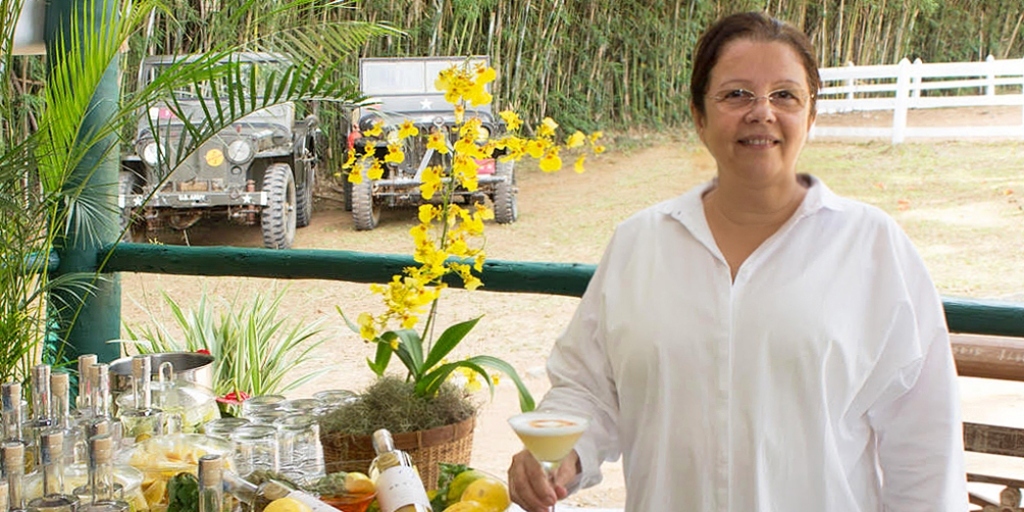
[45,0,121,363]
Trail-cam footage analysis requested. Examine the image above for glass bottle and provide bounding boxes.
[2,384,33,474]
[25,367,52,478]
[75,355,98,415]
[221,471,337,512]
[73,435,128,512]
[2,442,25,512]
[87,365,122,452]
[117,356,162,443]
[48,373,77,468]
[25,431,77,512]
[367,429,431,512]
[197,455,223,512]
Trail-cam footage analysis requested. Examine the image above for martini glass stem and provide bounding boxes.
[541,460,560,512]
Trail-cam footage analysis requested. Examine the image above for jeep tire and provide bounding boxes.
[261,163,297,249]
[295,145,315,228]
[352,180,381,230]
[493,159,518,224]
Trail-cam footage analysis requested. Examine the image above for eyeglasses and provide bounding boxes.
[709,88,813,113]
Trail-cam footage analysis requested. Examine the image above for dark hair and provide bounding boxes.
[690,11,820,118]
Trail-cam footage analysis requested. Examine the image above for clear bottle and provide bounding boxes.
[2,384,33,474]
[75,355,98,415]
[197,455,223,512]
[25,367,53,478]
[368,429,431,512]
[117,357,162,443]
[48,373,77,468]
[221,471,337,512]
[25,431,77,512]
[1,442,25,512]
[73,435,128,512]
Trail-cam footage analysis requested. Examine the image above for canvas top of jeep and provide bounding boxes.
[355,56,494,130]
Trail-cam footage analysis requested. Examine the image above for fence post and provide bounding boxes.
[911,58,923,103]
[892,58,911,144]
[845,61,855,107]
[986,54,996,96]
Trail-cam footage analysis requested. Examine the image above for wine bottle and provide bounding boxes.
[118,356,162,442]
[221,471,337,512]
[25,431,77,512]
[367,429,431,512]
[1,442,25,512]
[75,355,98,414]
[198,455,223,512]
[48,373,77,468]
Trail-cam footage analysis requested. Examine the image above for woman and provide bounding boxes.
[507,11,967,512]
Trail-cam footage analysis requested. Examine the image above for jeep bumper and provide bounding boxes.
[120,191,269,208]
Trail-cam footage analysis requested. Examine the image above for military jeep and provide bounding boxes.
[346,56,516,230]
[120,52,322,249]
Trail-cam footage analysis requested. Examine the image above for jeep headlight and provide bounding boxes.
[476,125,491,143]
[227,140,254,164]
[141,142,161,167]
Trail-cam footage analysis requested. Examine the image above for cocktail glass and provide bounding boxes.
[508,411,590,511]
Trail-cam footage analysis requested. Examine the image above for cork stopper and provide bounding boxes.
[87,418,110,438]
[77,355,97,376]
[2,441,24,470]
[30,365,50,388]
[89,434,113,465]
[198,454,222,487]
[371,429,395,454]
[40,431,63,463]
[131,356,151,380]
[0,479,8,510]
[51,371,69,396]
[1,383,20,412]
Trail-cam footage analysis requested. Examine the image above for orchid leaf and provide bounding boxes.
[422,316,481,371]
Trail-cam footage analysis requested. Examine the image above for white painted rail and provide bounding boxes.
[810,55,1024,143]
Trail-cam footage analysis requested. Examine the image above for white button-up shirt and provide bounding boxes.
[542,176,967,511]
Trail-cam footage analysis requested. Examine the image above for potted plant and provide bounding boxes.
[321,60,604,489]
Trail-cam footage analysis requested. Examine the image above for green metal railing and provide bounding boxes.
[94,243,1024,338]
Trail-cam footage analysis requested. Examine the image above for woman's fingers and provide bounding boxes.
[508,449,558,512]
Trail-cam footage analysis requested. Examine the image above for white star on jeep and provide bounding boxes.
[242,195,252,204]
[420,98,433,110]
[132,197,143,206]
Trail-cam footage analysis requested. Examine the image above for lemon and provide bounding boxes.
[446,469,488,506]
[344,472,375,495]
[442,501,488,512]
[264,497,313,512]
[141,478,167,506]
[460,477,510,512]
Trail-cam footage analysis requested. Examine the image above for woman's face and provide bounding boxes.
[692,39,815,185]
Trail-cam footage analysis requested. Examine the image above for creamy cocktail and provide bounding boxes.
[509,411,589,463]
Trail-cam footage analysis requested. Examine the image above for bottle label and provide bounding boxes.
[375,466,431,512]
[285,490,341,512]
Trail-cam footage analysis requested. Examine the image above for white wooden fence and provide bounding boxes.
[810,56,1024,143]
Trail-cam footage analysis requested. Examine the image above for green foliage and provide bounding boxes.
[121,288,330,399]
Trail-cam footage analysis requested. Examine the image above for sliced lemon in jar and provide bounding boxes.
[344,472,375,495]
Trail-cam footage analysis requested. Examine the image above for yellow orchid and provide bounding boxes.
[363,119,384,137]
[341,61,603,408]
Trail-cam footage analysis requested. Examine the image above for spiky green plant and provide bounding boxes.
[120,287,329,401]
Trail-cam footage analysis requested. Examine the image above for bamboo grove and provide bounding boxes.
[8,0,1024,138]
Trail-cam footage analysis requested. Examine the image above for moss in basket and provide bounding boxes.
[319,376,477,436]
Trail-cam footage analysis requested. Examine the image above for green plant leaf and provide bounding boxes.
[469,355,536,412]
[419,355,536,412]
[336,306,360,333]
[394,328,424,377]
[421,316,481,371]
[368,333,394,377]
[417,360,492,399]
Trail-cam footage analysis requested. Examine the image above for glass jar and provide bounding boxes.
[247,409,287,426]
[240,395,286,418]
[280,399,319,415]
[229,424,279,478]
[274,415,325,486]
[311,390,356,416]
[202,417,250,440]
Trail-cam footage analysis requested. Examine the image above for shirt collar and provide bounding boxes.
[662,173,844,231]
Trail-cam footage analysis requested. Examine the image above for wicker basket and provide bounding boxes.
[320,415,476,491]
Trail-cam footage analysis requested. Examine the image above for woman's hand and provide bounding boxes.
[508,448,580,512]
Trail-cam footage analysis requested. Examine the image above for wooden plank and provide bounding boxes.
[953,334,1024,381]
[965,422,1024,458]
